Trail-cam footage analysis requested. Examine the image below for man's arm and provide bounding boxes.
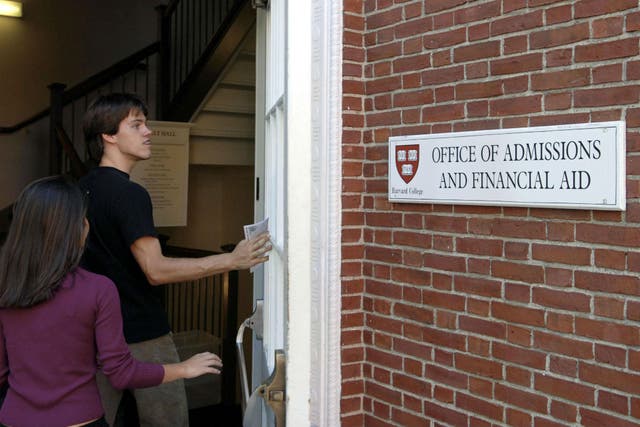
[131,232,271,285]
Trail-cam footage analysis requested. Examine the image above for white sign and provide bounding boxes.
[130,121,193,226]
[388,121,626,210]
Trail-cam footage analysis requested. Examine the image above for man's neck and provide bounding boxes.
[99,156,137,175]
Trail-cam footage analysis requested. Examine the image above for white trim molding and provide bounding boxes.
[286,0,342,425]
[309,0,343,426]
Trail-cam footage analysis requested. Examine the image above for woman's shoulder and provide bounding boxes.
[73,267,117,294]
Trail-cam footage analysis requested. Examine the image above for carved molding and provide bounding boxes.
[309,0,342,426]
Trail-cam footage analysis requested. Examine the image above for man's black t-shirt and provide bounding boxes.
[79,167,170,343]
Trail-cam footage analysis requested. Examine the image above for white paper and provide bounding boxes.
[244,217,269,272]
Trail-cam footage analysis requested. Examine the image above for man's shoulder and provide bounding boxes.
[81,167,148,198]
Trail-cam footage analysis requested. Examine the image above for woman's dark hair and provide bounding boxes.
[83,92,149,162]
[0,175,87,308]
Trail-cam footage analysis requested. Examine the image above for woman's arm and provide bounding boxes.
[161,352,223,384]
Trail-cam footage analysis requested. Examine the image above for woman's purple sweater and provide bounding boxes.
[0,267,164,427]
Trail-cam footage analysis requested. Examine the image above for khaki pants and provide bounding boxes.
[96,333,189,427]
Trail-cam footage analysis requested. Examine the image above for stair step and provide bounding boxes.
[190,138,254,166]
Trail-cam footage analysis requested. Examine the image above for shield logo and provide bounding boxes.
[395,144,419,184]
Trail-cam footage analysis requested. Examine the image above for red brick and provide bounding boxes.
[597,390,629,415]
[367,7,402,30]
[390,408,427,427]
[456,80,503,100]
[491,53,543,75]
[455,276,501,298]
[490,95,542,116]
[534,331,593,359]
[576,38,639,62]
[492,301,545,327]
[423,27,466,49]
[454,41,501,63]
[459,315,506,339]
[495,384,547,413]
[393,88,434,107]
[456,353,502,379]
[422,103,465,122]
[424,0,466,13]
[628,12,640,32]
[575,270,640,296]
[594,296,625,319]
[535,373,595,404]
[491,11,543,36]
[457,393,503,421]
[493,342,546,369]
[550,355,578,377]
[506,365,531,387]
[580,361,640,395]
[454,1,501,25]
[546,4,572,25]
[580,408,638,427]
[424,402,468,426]
[576,317,640,346]
[595,343,626,368]
[425,363,468,389]
[574,0,638,19]
[531,68,590,91]
[550,400,577,423]
[366,381,402,406]
[593,249,627,270]
[492,260,544,283]
[506,408,531,426]
[532,243,590,266]
[530,22,590,49]
[468,22,490,42]
[422,67,464,86]
[533,288,590,312]
[577,223,640,247]
[592,16,624,38]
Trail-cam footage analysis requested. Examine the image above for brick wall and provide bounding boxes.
[342,1,640,426]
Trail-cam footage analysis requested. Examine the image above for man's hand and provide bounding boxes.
[231,232,272,270]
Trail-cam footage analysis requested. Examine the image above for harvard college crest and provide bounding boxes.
[395,144,420,184]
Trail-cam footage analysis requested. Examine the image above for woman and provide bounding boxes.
[0,176,222,427]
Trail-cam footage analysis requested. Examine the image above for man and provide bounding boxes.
[79,93,270,427]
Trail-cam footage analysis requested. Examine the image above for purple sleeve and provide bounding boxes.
[94,279,164,389]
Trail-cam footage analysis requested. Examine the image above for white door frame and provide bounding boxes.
[286,1,342,426]
[253,0,342,425]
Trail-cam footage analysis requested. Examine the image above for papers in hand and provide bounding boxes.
[244,217,269,272]
[243,217,269,240]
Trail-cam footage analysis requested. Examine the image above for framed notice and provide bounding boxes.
[388,121,626,211]
[130,121,193,226]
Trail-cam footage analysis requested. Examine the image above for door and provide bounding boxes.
[252,0,287,426]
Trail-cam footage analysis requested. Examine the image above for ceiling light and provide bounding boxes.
[0,1,22,18]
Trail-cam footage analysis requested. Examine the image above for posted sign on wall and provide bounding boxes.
[130,121,193,226]
[388,121,626,210]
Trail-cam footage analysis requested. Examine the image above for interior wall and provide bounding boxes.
[158,163,255,329]
[0,0,163,126]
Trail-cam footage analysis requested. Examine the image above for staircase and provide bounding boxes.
[191,26,256,167]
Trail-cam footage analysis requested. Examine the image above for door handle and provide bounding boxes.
[258,350,286,427]
[243,350,286,427]
[237,300,264,411]
[237,300,286,427]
